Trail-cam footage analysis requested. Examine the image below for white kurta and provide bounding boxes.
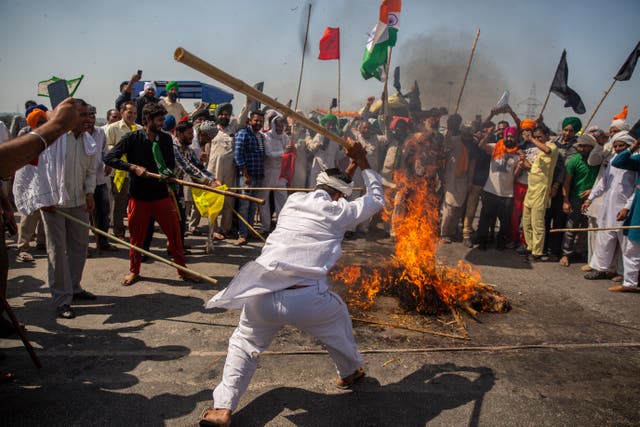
[306,134,343,187]
[206,168,385,309]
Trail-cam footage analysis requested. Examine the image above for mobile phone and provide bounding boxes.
[137,69,143,78]
[48,79,69,109]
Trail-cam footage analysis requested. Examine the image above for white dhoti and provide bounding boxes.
[622,239,640,288]
[589,229,625,274]
[212,283,363,411]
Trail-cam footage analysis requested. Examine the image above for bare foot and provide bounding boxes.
[559,256,570,267]
[199,408,232,427]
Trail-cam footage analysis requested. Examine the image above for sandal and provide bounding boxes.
[121,273,141,286]
[336,367,365,389]
[212,232,226,241]
[16,252,34,262]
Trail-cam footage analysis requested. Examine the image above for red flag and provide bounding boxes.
[318,27,340,60]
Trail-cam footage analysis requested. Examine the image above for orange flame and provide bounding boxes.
[335,167,483,312]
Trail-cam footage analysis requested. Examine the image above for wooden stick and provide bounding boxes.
[351,317,469,340]
[382,47,393,127]
[174,47,351,150]
[294,3,312,111]
[232,208,266,242]
[454,28,481,115]
[337,57,341,116]
[54,210,218,285]
[225,186,366,192]
[550,224,640,233]
[539,90,551,117]
[0,297,41,369]
[583,79,618,131]
[142,171,265,205]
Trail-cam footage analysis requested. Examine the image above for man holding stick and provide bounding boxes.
[199,141,385,427]
[104,103,201,285]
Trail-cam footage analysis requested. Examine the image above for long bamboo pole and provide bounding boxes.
[550,225,640,233]
[0,298,41,369]
[382,47,393,128]
[454,28,481,115]
[582,79,618,131]
[337,57,341,116]
[174,47,351,150]
[225,186,366,192]
[294,3,312,111]
[54,210,218,285]
[142,171,265,205]
[232,208,266,242]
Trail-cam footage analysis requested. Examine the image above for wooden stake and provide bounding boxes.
[539,90,551,117]
[54,210,218,285]
[294,3,312,111]
[142,171,265,205]
[550,224,640,233]
[337,57,341,116]
[454,28,481,115]
[174,47,351,150]
[583,79,618,131]
[225,186,365,192]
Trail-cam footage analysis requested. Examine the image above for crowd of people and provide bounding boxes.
[0,74,639,424]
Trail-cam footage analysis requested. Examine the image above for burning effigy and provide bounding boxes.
[331,167,510,328]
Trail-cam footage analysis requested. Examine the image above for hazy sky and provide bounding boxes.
[1,0,639,130]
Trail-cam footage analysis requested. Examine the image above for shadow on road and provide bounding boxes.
[233,363,495,426]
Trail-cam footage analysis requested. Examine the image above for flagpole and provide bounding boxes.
[539,91,551,117]
[582,79,617,131]
[383,47,393,129]
[294,3,312,111]
[454,28,481,115]
[337,58,341,116]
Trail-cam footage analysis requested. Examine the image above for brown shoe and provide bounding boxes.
[609,285,640,293]
[336,367,365,389]
[199,408,231,427]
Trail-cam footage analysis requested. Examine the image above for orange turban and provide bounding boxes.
[26,108,47,129]
[613,105,628,121]
[520,119,536,130]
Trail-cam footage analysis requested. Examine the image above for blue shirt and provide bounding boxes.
[234,126,265,179]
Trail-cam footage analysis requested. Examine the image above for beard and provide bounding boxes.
[218,117,230,127]
[168,93,177,101]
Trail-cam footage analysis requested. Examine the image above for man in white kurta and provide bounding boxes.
[306,115,343,187]
[200,142,385,426]
[584,132,637,281]
[258,115,289,233]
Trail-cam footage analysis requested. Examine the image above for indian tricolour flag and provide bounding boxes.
[360,0,401,81]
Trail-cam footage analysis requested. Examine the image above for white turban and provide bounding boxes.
[610,130,635,146]
[316,171,353,197]
[610,119,630,132]
[577,133,596,147]
[144,81,157,92]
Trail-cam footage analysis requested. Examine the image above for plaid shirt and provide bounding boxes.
[234,126,265,179]
[173,140,213,182]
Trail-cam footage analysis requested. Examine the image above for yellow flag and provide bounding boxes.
[113,154,128,192]
[113,125,137,193]
[192,184,227,222]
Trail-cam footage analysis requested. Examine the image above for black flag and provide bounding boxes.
[393,66,401,93]
[614,40,640,81]
[549,50,586,114]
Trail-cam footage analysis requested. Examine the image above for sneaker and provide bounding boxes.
[584,270,609,280]
[56,305,75,319]
[527,254,550,263]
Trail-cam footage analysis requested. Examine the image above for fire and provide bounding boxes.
[333,168,508,316]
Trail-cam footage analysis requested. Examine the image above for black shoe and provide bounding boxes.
[73,290,97,301]
[515,245,530,255]
[57,305,75,319]
[584,270,609,280]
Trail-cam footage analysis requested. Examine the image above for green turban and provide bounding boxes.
[320,114,337,126]
[166,81,179,92]
[562,116,582,132]
[214,102,233,118]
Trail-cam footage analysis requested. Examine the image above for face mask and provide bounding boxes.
[218,117,230,127]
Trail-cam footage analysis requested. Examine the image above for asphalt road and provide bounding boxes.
[1,227,639,426]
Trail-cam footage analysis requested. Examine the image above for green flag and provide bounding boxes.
[360,0,401,81]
